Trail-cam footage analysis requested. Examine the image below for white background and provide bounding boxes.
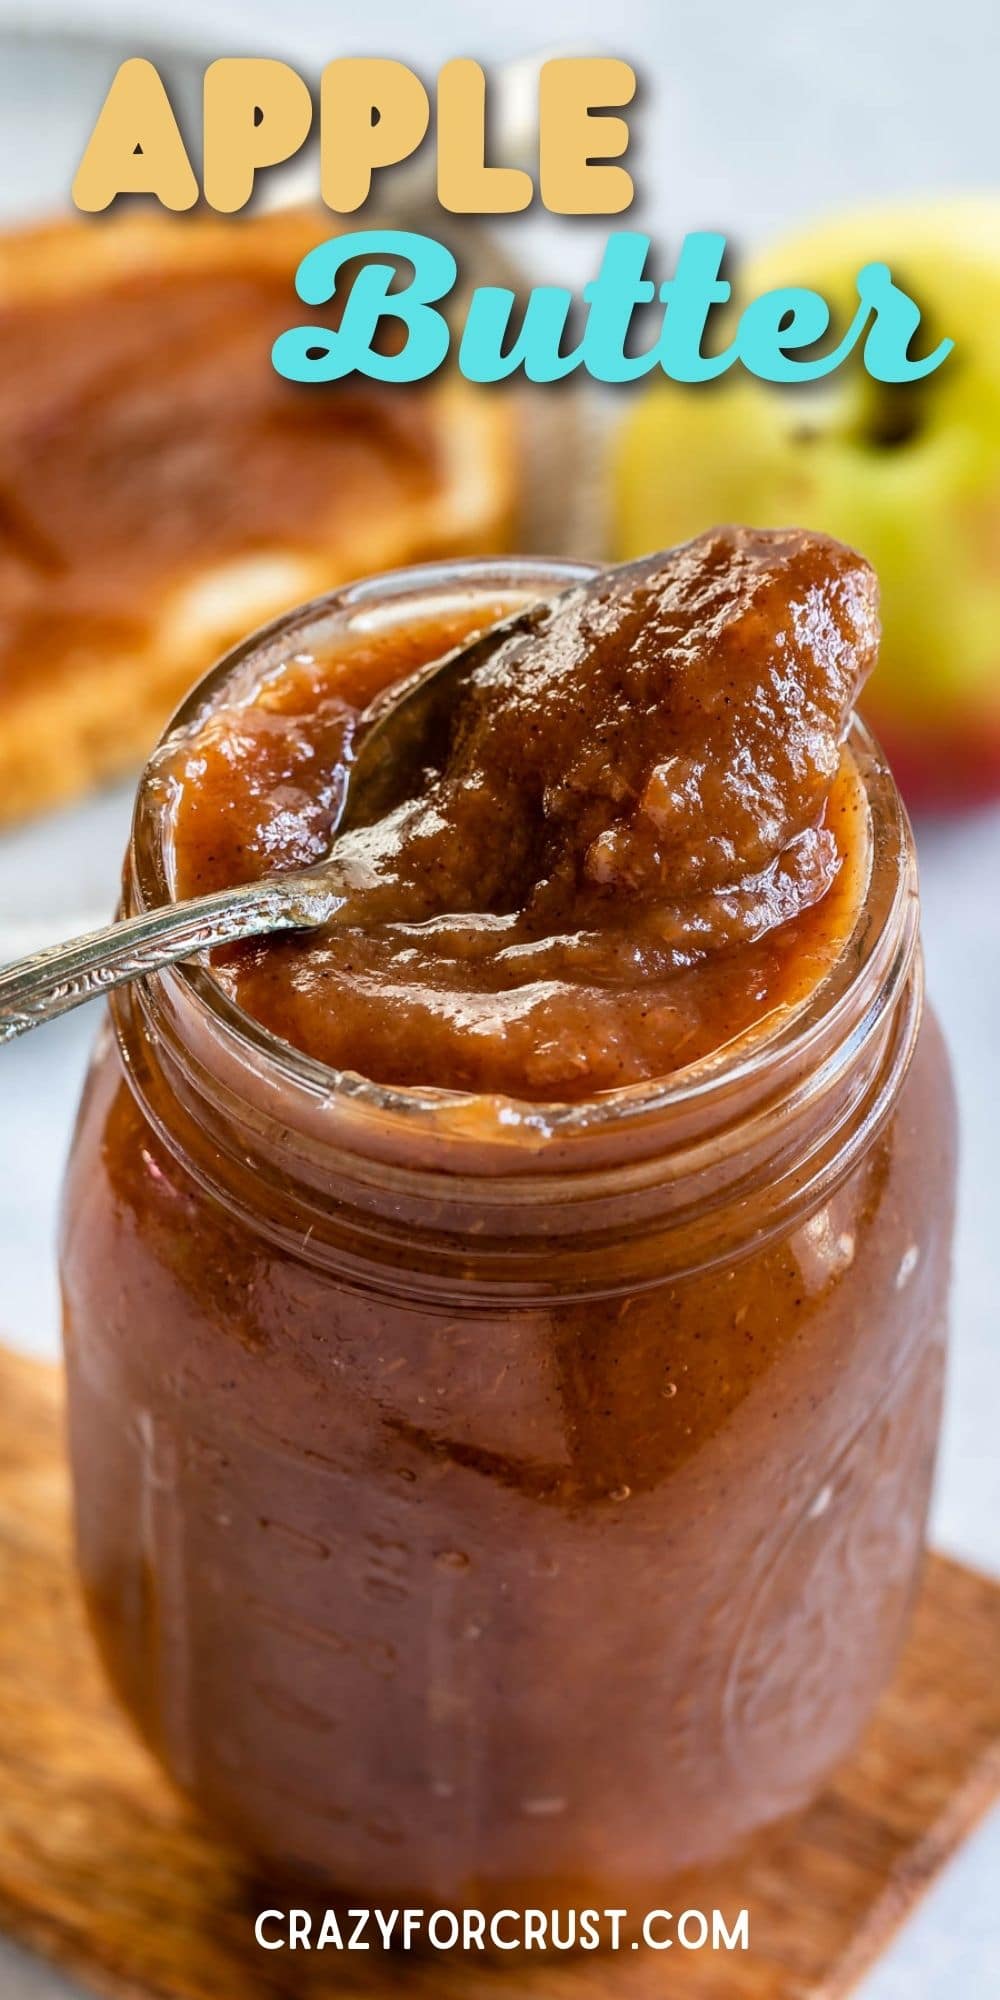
[0,2,998,1995]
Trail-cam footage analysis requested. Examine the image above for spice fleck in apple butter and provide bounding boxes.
[60,538,955,1906]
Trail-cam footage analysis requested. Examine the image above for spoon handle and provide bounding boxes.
[0,875,336,1045]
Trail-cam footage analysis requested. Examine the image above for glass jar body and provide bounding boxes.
[60,998,955,1904]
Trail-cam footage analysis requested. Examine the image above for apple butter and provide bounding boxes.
[164,527,876,1098]
[0,257,438,695]
[60,547,956,1906]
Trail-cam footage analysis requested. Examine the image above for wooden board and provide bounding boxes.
[0,1344,998,2000]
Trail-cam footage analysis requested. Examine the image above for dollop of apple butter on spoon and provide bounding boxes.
[0,527,878,1055]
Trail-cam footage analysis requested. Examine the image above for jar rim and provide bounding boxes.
[127,554,917,1166]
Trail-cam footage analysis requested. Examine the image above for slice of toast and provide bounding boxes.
[0,210,517,826]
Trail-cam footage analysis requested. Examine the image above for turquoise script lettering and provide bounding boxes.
[272,229,954,387]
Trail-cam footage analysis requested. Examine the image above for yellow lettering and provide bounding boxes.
[539,57,635,215]
[437,60,532,214]
[203,59,313,212]
[72,58,198,212]
[321,59,429,213]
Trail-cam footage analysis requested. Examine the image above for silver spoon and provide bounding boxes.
[0,597,552,1045]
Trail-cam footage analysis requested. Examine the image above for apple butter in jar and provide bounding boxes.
[60,535,956,1905]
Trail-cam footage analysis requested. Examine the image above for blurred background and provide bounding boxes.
[0,2,997,1996]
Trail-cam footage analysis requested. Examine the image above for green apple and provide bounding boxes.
[612,197,1000,809]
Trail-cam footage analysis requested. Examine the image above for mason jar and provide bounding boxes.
[59,558,956,1906]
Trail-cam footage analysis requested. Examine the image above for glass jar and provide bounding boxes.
[60,558,956,1907]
